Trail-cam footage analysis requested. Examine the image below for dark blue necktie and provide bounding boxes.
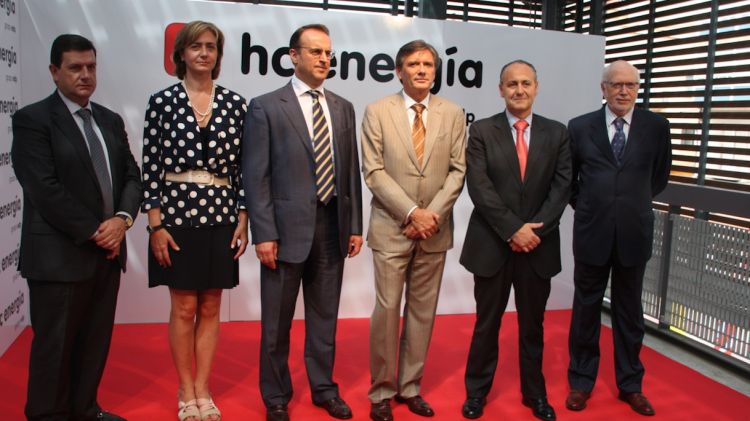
[77,108,114,217]
[612,117,626,164]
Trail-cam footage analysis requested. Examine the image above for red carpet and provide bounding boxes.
[1,311,747,420]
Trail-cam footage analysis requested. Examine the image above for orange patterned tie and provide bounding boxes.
[411,103,426,166]
[514,119,529,180]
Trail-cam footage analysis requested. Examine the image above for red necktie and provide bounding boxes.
[514,119,529,180]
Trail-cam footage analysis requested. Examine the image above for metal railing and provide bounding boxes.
[606,182,750,371]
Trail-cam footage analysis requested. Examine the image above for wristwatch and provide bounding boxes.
[116,214,134,229]
[146,224,165,234]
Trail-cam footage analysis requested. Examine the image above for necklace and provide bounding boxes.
[182,81,215,122]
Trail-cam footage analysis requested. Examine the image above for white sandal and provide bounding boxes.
[197,397,221,421]
[178,399,200,421]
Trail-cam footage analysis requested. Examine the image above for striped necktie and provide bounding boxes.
[77,108,114,217]
[309,90,335,204]
[411,103,426,167]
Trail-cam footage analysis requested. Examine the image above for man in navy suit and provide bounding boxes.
[242,24,363,421]
[565,60,671,416]
[11,34,141,421]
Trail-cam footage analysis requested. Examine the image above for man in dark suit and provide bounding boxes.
[565,60,671,417]
[459,60,571,421]
[11,34,141,421]
[242,24,363,421]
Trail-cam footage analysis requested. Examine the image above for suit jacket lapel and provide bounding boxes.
[526,114,545,185]
[387,94,420,170]
[493,113,523,187]
[91,104,119,190]
[590,107,617,165]
[421,96,443,170]
[326,92,345,178]
[620,107,643,167]
[279,82,314,157]
[50,93,100,187]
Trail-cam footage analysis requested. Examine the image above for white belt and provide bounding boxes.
[164,170,230,186]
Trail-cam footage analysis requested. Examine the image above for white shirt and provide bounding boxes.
[402,90,430,132]
[605,105,634,143]
[290,75,336,195]
[58,89,112,178]
[505,110,533,148]
[291,75,334,145]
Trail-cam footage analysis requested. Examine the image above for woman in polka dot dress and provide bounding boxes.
[141,21,247,421]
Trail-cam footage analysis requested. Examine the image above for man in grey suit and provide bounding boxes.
[11,34,141,421]
[242,24,363,421]
[361,39,466,421]
[459,60,571,421]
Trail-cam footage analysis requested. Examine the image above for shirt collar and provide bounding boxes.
[402,90,430,110]
[58,89,92,115]
[505,109,533,128]
[291,75,325,99]
[605,104,634,127]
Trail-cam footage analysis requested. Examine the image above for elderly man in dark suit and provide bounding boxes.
[565,60,671,417]
[459,60,571,421]
[11,34,142,421]
[242,23,363,421]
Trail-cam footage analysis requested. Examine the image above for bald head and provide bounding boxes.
[602,60,640,84]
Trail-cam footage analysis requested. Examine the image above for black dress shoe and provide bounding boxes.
[96,411,127,421]
[370,399,393,421]
[314,396,353,419]
[522,397,556,421]
[618,392,655,416]
[461,397,486,419]
[267,404,290,421]
[395,395,435,417]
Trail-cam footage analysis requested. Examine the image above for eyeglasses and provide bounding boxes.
[297,47,335,59]
[605,81,639,91]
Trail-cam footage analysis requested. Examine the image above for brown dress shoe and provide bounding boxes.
[618,392,655,416]
[565,389,591,411]
[395,395,435,417]
[266,404,289,421]
[370,399,393,421]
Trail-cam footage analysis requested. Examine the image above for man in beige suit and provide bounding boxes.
[361,39,466,421]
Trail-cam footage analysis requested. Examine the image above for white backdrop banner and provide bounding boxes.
[0,0,24,356]
[17,0,604,325]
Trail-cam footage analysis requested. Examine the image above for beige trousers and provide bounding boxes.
[368,246,446,402]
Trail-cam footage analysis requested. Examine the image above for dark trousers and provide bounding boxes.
[465,253,551,400]
[567,254,647,394]
[259,199,344,407]
[25,258,120,421]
